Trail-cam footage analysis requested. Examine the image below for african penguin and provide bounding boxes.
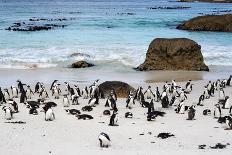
[98,132,110,148]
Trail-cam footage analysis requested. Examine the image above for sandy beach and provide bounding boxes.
[0,69,232,155]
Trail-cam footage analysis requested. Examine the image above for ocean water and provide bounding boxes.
[0,0,232,71]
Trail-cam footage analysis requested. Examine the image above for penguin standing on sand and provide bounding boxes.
[39,88,49,100]
[20,88,27,103]
[52,85,60,99]
[126,91,135,109]
[26,85,34,99]
[135,86,143,101]
[203,87,210,99]
[64,82,71,94]
[223,96,231,109]
[88,95,99,107]
[155,87,160,102]
[63,95,70,107]
[179,90,187,102]
[44,105,55,121]
[74,85,81,97]
[82,86,89,99]
[177,101,185,114]
[2,106,13,120]
[218,88,225,102]
[109,111,118,126]
[185,80,193,93]
[214,104,221,118]
[98,132,111,148]
[11,86,18,98]
[0,87,6,104]
[8,100,18,113]
[226,75,232,86]
[35,82,42,93]
[3,89,10,101]
[187,105,196,120]
[17,80,25,93]
[197,94,205,106]
[144,86,154,100]
[50,80,58,90]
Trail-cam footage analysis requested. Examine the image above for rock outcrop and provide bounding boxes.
[137,38,209,71]
[71,61,94,68]
[177,14,232,32]
[99,81,135,98]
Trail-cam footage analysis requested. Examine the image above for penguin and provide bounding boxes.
[187,105,196,120]
[63,95,70,107]
[88,96,99,107]
[98,132,110,148]
[82,86,89,99]
[218,88,225,102]
[110,89,117,101]
[0,87,6,104]
[161,94,169,108]
[8,100,18,113]
[3,89,10,101]
[203,109,211,115]
[144,86,154,100]
[203,87,210,99]
[52,85,60,99]
[139,93,150,108]
[65,109,81,115]
[226,75,232,86]
[147,110,166,121]
[50,80,58,90]
[29,107,38,115]
[74,85,81,97]
[185,80,193,94]
[147,99,155,114]
[76,114,93,120]
[64,82,71,94]
[109,112,118,126]
[179,90,187,102]
[72,95,79,105]
[103,110,111,115]
[177,101,185,114]
[17,80,25,93]
[125,112,133,118]
[2,106,13,120]
[34,82,42,93]
[214,104,222,118]
[20,88,27,103]
[222,96,231,109]
[26,85,34,99]
[197,94,205,106]
[135,86,143,101]
[126,92,135,109]
[39,88,49,100]
[44,107,55,121]
[225,116,232,129]
[11,86,18,98]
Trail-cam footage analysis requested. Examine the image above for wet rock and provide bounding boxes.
[99,81,135,98]
[71,61,94,68]
[177,14,232,32]
[137,38,209,71]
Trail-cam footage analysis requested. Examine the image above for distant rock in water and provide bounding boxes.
[137,38,209,71]
[179,0,232,3]
[99,81,135,98]
[71,61,94,68]
[69,52,91,58]
[5,17,69,32]
[147,6,191,10]
[177,14,232,32]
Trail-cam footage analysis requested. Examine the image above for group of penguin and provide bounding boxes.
[1,75,232,148]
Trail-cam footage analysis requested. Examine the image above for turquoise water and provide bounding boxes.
[0,0,232,70]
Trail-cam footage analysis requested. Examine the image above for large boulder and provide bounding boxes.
[177,14,232,32]
[137,38,209,71]
[99,81,135,98]
[71,61,94,68]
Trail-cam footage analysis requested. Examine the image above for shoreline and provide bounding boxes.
[0,65,231,87]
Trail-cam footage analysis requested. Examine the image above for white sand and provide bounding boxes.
[0,78,232,155]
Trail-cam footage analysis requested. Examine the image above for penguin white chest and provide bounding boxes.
[5,109,12,120]
[63,98,70,107]
[45,109,55,121]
